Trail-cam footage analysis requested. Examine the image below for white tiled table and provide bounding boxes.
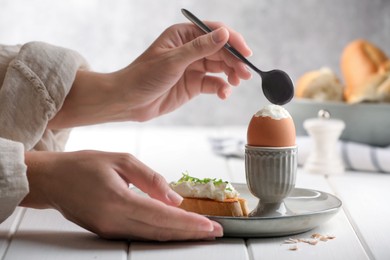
[1,125,389,260]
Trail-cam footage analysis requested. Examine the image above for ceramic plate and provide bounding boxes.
[207,183,342,237]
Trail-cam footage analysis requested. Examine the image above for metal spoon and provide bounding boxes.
[182,9,294,105]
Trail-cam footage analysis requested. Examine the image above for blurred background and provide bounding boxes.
[1,0,389,126]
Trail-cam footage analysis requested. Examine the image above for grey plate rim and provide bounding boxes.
[206,183,342,237]
[206,183,342,220]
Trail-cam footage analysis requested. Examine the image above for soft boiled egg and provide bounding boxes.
[247,104,296,147]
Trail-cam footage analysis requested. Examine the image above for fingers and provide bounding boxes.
[185,73,231,99]
[104,217,223,241]
[174,23,251,87]
[176,27,230,67]
[205,21,252,57]
[116,192,223,241]
[190,59,251,83]
[189,59,251,87]
[114,153,183,206]
[110,154,224,241]
[126,192,217,232]
[200,21,253,80]
[128,220,223,241]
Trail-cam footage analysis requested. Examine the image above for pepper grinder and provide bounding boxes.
[303,110,345,175]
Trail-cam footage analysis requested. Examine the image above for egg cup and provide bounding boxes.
[245,145,297,217]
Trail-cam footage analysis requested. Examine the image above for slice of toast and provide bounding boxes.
[179,197,249,217]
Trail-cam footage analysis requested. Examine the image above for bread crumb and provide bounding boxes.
[285,233,336,251]
[298,238,318,245]
[283,238,299,244]
[311,233,322,239]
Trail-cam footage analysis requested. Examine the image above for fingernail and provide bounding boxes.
[247,48,253,57]
[243,42,253,57]
[211,27,228,44]
[223,87,232,98]
[198,221,214,232]
[167,190,183,205]
[210,223,223,237]
[243,65,253,79]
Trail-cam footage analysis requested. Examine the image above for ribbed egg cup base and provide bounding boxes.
[245,145,298,217]
[249,201,292,217]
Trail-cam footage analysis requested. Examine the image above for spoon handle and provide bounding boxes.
[181,9,262,75]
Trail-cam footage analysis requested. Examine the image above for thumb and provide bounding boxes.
[177,27,229,65]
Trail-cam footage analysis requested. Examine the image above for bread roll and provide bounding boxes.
[341,39,388,102]
[346,70,390,103]
[179,197,249,217]
[296,67,344,101]
[380,60,390,73]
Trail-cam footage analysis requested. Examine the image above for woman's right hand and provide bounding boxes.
[21,150,223,241]
[48,22,252,129]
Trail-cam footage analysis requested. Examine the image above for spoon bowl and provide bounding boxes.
[182,9,294,105]
[260,69,294,105]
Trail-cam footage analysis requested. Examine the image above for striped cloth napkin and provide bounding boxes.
[209,136,390,173]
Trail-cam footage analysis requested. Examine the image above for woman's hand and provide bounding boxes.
[49,22,252,128]
[21,151,223,241]
[113,22,252,121]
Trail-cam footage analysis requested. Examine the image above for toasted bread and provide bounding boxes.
[179,197,249,217]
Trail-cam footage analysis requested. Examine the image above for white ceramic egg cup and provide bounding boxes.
[245,145,298,217]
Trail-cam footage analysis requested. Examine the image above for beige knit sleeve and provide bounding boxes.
[0,42,88,223]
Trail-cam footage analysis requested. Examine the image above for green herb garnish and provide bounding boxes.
[177,171,229,186]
